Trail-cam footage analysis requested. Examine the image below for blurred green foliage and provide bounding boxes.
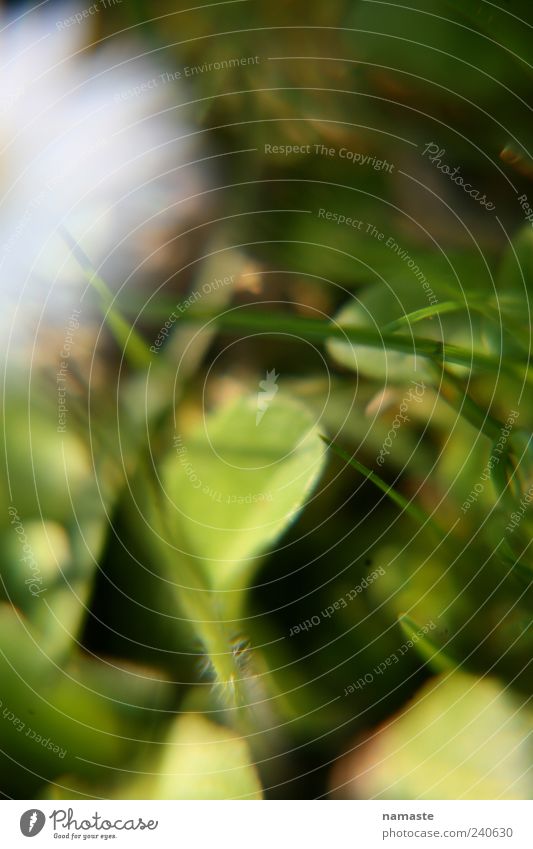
[1,0,532,800]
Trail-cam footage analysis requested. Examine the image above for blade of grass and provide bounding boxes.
[177,307,531,381]
[381,300,479,333]
[436,366,505,441]
[320,435,438,531]
[59,226,152,368]
[499,540,533,589]
[398,613,456,673]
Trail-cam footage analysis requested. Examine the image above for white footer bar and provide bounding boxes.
[2,800,532,848]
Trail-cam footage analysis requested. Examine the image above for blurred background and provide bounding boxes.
[0,0,532,800]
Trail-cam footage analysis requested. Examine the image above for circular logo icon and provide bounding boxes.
[20,810,46,837]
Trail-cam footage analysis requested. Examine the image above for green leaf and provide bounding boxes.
[0,606,152,791]
[142,714,263,800]
[50,714,263,801]
[333,673,533,799]
[0,518,102,661]
[150,393,326,707]
[161,393,326,594]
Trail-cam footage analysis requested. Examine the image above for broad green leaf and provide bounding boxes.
[161,393,326,593]
[1,516,107,661]
[2,388,92,524]
[49,714,263,801]
[0,606,162,794]
[332,673,533,799]
[143,714,263,800]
